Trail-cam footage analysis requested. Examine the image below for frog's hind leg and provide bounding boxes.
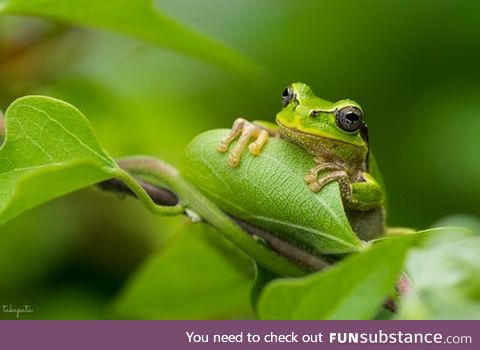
[217,118,269,167]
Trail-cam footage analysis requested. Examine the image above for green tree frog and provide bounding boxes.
[216,82,384,216]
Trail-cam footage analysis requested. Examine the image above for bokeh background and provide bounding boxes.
[1,0,480,319]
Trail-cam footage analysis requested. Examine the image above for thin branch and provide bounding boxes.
[99,177,178,206]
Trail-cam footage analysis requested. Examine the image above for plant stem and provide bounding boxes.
[115,156,309,277]
[114,166,184,216]
[99,177,179,206]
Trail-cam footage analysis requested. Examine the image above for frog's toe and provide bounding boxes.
[227,155,241,167]
[216,142,229,153]
[248,143,261,155]
[216,118,246,154]
[308,182,321,192]
[304,173,317,184]
[248,129,269,156]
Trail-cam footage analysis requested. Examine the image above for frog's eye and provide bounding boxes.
[335,106,363,132]
[281,86,296,107]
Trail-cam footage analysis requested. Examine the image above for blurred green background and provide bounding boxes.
[1,0,480,319]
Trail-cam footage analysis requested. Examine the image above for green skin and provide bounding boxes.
[217,82,384,214]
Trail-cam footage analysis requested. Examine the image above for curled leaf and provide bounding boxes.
[181,129,363,255]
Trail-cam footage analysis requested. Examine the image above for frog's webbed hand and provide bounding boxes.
[217,118,271,167]
[304,162,344,185]
[306,164,383,211]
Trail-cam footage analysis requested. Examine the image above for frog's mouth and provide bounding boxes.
[277,119,364,147]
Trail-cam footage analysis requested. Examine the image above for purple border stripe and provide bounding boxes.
[0,320,477,350]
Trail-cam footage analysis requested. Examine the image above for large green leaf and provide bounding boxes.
[0,96,119,225]
[257,233,425,320]
[0,0,260,77]
[0,95,181,227]
[181,129,363,255]
[113,223,254,319]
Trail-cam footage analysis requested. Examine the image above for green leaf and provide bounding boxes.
[0,95,119,225]
[434,214,480,235]
[257,233,423,320]
[0,95,184,227]
[113,223,254,319]
[181,129,363,255]
[399,224,480,319]
[0,0,261,77]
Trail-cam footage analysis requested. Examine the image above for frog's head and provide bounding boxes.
[276,82,369,164]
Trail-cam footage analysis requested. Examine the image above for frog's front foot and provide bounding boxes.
[216,118,269,167]
[305,164,353,205]
[305,164,382,211]
[307,170,350,193]
[304,163,345,192]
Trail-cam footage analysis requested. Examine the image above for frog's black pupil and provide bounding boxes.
[345,112,359,122]
[282,88,289,97]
